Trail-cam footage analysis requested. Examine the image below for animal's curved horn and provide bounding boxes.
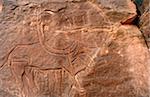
[37,21,78,56]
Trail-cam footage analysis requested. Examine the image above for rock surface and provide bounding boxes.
[0,0,2,13]
[0,0,149,97]
[139,0,150,48]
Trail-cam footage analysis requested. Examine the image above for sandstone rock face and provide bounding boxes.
[0,0,2,13]
[0,0,149,97]
[139,0,150,48]
[141,0,149,13]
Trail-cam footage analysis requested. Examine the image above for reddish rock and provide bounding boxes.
[0,0,2,13]
[140,8,150,48]
[142,0,149,13]
[96,0,137,24]
[0,0,149,97]
[139,0,150,49]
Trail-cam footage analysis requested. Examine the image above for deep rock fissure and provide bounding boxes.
[132,0,142,26]
[0,0,150,97]
[132,0,149,49]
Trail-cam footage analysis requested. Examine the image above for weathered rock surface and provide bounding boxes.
[0,0,149,97]
[0,0,2,13]
[139,0,150,48]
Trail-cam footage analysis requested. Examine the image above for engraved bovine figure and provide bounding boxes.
[7,22,98,97]
[6,3,111,96]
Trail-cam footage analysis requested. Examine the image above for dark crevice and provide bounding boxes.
[141,30,149,49]
[122,0,150,49]
[131,13,140,27]
[121,1,141,26]
[132,0,149,49]
[130,15,140,27]
[121,0,142,25]
[132,0,142,27]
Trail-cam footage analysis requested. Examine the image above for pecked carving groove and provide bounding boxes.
[0,0,149,97]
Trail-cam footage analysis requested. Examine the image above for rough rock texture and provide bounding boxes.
[139,0,150,48]
[0,0,2,13]
[0,0,150,97]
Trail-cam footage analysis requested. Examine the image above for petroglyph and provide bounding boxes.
[0,0,149,97]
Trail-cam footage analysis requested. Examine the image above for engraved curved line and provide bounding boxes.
[25,65,62,71]
[74,75,86,93]
[74,67,86,76]
[52,39,77,51]
[37,21,78,56]
[0,43,38,70]
[36,13,86,95]
[0,46,17,70]
[87,48,100,67]
[10,55,62,72]
[9,58,27,95]
[66,55,87,93]
[72,54,95,76]
[64,48,100,92]
[69,48,100,93]
[37,21,63,56]
[40,22,78,55]
[56,26,112,33]
[68,83,74,96]
[20,69,26,93]
[62,13,73,27]
[37,11,79,55]
[71,49,98,70]
[61,64,83,94]
[60,55,83,91]
[52,34,75,50]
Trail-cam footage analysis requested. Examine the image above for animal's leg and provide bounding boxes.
[64,69,87,96]
[21,67,37,97]
[10,60,27,85]
[10,59,28,97]
[74,75,87,97]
